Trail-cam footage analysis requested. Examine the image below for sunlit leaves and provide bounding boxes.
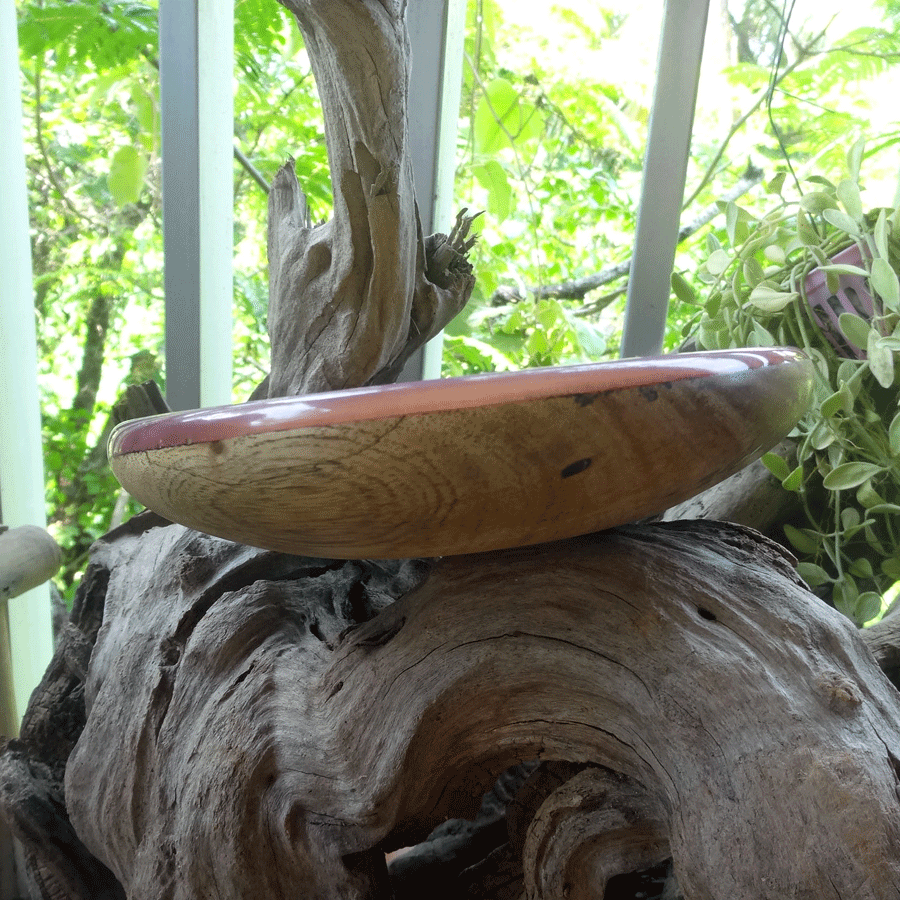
[17,1,157,70]
[473,77,544,154]
[473,160,513,222]
[107,145,148,206]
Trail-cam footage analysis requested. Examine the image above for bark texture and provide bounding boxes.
[258,0,476,397]
[12,518,900,899]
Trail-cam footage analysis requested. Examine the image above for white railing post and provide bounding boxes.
[402,0,467,381]
[159,0,234,409]
[621,0,710,358]
[0,0,54,730]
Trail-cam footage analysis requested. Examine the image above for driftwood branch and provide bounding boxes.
[258,0,475,397]
[0,526,61,601]
[2,520,892,898]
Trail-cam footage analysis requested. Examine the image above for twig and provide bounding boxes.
[490,165,765,308]
[233,143,270,193]
[683,21,830,208]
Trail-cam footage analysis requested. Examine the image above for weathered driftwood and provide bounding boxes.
[5,518,897,898]
[0,525,61,898]
[859,600,900,691]
[0,525,61,602]
[256,0,475,398]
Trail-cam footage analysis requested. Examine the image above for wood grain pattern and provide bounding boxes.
[59,520,900,899]
[108,349,814,558]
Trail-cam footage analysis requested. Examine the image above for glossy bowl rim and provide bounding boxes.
[108,347,810,457]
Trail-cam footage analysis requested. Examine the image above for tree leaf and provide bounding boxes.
[725,201,740,245]
[889,411,900,456]
[782,464,804,492]
[857,592,884,625]
[822,461,883,490]
[742,258,765,287]
[796,562,831,587]
[783,523,820,554]
[874,208,890,261]
[797,218,821,247]
[571,318,607,358]
[766,172,786,195]
[841,507,861,531]
[107,145,148,206]
[473,160,513,222]
[864,503,900,515]
[706,249,731,276]
[836,573,859,609]
[816,263,870,277]
[823,208,861,237]
[837,178,863,221]
[761,452,791,480]
[857,480,886,508]
[870,257,900,310]
[671,272,697,305]
[867,331,895,388]
[799,191,838,214]
[474,78,543,154]
[747,285,798,312]
[810,419,836,450]
[846,136,865,183]
[763,244,786,265]
[820,391,845,419]
[751,321,775,346]
[838,312,871,350]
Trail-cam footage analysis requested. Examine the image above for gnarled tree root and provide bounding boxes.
[13,518,892,899]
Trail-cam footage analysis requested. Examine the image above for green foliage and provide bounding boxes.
[450,0,900,376]
[17,1,157,69]
[449,1,643,372]
[689,142,900,624]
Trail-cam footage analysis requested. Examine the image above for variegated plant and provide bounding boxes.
[676,139,900,625]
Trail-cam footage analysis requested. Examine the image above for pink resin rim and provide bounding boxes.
[108,348,807,458]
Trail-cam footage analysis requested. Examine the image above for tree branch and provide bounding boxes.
[490,164,764,308]
[259,0,475,397]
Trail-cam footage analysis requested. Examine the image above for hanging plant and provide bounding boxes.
[676,139,900,625]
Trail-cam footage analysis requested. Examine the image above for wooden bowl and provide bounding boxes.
[108,348,813,558]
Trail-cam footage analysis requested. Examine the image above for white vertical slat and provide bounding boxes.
[402,0,467,381]
[0,0,54,726]
[620,0,710,358]
[159,0,234,410]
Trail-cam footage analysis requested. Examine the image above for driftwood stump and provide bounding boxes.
[4,1,900,898]
[7,518,900,898]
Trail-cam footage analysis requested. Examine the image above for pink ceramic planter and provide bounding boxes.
[804,244,876,359]
[108,348,814,559]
